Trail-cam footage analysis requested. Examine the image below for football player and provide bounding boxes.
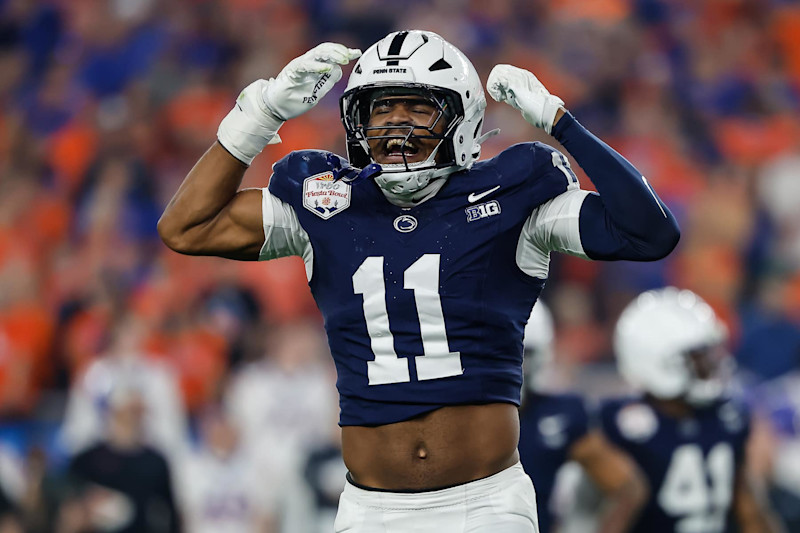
[158,30,680,532]
[518,302,647,533]
[594,287,784,533]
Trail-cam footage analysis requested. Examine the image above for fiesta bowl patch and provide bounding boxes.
[303,172,351,219]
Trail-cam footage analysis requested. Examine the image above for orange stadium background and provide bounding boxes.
[0,0,800,531]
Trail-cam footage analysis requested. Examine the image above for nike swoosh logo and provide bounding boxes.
[468,185,501,203]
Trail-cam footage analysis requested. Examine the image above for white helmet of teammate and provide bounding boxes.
[523,301,555,392]
[340,30,488,197]
[614,287,730,406]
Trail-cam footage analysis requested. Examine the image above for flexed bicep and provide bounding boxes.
[158,144,266,260]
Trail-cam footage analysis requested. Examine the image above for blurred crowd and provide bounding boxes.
[0,0,800,531]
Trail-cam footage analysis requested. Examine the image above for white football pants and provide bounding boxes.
[334,462,540,533]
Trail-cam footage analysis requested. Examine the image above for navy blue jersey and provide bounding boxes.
[518,392,590,533]
[599,396,751,533]
[268,142,581,426]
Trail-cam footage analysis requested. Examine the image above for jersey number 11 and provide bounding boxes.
[353,254,463,386]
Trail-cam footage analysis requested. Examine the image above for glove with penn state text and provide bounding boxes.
[486,64,564,135]
[264,42,361,120]
[217,43,361,165]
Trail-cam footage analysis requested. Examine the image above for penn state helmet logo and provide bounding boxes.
[393,215,418,233]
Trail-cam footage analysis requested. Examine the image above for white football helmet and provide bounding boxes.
[340,30,488,198]
[614,287,730,406]
[523,301,555,393]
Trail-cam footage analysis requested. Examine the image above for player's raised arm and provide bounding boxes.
[487,65,680,262]
[157,43,361,260]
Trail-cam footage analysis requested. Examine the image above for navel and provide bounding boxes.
[415,443,428,460]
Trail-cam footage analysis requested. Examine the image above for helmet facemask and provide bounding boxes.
[682,344,732,406]
[341,84,464,196]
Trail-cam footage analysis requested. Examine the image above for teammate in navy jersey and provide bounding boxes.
[589,288,782,533]
[518,301,647,533]
[159,30,679,532]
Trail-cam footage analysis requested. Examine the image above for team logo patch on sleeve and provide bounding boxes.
[616,403,659,442]
[303,172,351,219]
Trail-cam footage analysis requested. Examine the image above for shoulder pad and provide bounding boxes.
[607,397,660,442]
[482,142,579,206]
[599,397,630,417]
[716,397,752,435]
[268,150,347,203]
[490,142,539,172]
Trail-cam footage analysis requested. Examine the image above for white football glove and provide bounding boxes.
[217,43,361,165]
[264,42,361,120]
[486,64,564,135]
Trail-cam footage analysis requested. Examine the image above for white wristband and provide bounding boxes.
[217,79,285,166]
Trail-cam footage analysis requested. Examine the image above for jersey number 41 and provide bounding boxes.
[658,443,734,533]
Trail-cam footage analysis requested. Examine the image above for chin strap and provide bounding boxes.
[328,153,382,185]
[332,127,499,206]
[685,378,724,407]
[475,128,500,146]
[324,150,452,208]
[378,169,454,207]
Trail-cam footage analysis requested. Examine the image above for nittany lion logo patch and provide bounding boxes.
[303,172,351,219]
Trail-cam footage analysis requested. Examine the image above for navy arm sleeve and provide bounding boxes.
[552,112,681,261]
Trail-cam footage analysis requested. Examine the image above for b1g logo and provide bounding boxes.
[303,172,351,219]
[465,200,501,222]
